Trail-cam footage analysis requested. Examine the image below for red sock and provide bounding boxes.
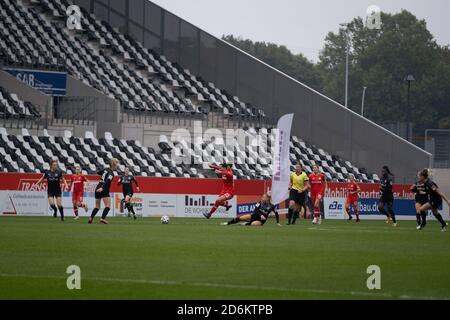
[209,201,220,215]
[74,207,78,217]
[314,207,320,218]
[355,209,359,219]
[219,201,228,208]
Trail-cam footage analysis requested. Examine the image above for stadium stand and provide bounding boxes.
[0,2,64,69]
[0,86,41,118]
[0,0,381,183]
[0,0,266,121]
[0,127,380,183]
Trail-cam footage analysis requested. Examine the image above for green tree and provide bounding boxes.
[318,10,450,134]
[223,10,450,136]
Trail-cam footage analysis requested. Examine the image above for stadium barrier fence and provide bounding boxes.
[0,173,448,220]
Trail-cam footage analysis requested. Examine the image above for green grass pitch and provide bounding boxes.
[0,216,449,300]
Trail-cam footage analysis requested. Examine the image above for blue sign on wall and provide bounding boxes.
[358,198,417,216]
[4,67,67,96]
[361,198,442,216]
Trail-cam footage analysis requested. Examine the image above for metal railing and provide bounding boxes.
[0,111,46,130]
[425,129,450,169]
[0,56,66,72]
[54,96,107,123]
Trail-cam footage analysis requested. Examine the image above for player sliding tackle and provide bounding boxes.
[222,193,281,226]
[203,163,234,219]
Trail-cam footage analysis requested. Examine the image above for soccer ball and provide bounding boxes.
[161,216,170,224]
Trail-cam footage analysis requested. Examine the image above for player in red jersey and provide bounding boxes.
[309,165,327,225]
[204,163,234,219]
[346,174,361,222]
[70,165,89,220]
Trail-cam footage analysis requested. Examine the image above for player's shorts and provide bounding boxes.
[220,192,234,201]
[430,197,443,210]
[310,192,323,204]
[249,212,267,226]
[289,189,306,205]
[415,195,429,206]
[259,217,268,226]
[346,197,358,207]
[95,190,111,199]
[72,191,84,203]
[123,192,134,199]
[47,189,62,198]
[379,194,394,206]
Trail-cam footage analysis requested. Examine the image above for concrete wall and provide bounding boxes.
[66,75,110,100]
[0,70,53,117]
[57,75,121,138]
[0,121,96,138]
[71,0,431,183]
[433,169,450,200]
[57,75,120,123]
[0,71,118,140]
[432,169,450,219]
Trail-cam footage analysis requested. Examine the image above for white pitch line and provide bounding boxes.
[0,273,447,300]
[306,227,419,234]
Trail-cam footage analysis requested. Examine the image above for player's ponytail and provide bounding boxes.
[419,168,430,180]
[383,166,394,177]
[110,158,120,169]
[263,193,272,204]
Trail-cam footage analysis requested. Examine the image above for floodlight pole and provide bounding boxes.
[341,23,350,108]
[361,86,367,117]
[405,74,415,141]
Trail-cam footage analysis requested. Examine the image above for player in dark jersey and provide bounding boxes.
[416,169,449,232]
[378,166,397,227]
[35,159,69,221]
[118,167,140,220]
[411,170,430,230]
[88,158,120,225]
[204,163,234,219]
[222,194,281,227]
[302,193,313,220]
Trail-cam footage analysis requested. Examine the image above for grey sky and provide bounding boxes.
[151,0,450,62]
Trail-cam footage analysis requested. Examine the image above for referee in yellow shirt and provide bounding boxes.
[288,164,310,225]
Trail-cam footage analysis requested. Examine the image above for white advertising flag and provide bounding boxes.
[271,114,294,205]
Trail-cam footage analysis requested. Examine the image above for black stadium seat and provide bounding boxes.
[0,0,268,122]
[0,126,378,181]
[0,0,379,182]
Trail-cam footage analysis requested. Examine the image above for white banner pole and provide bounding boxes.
[271,114,294,205]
